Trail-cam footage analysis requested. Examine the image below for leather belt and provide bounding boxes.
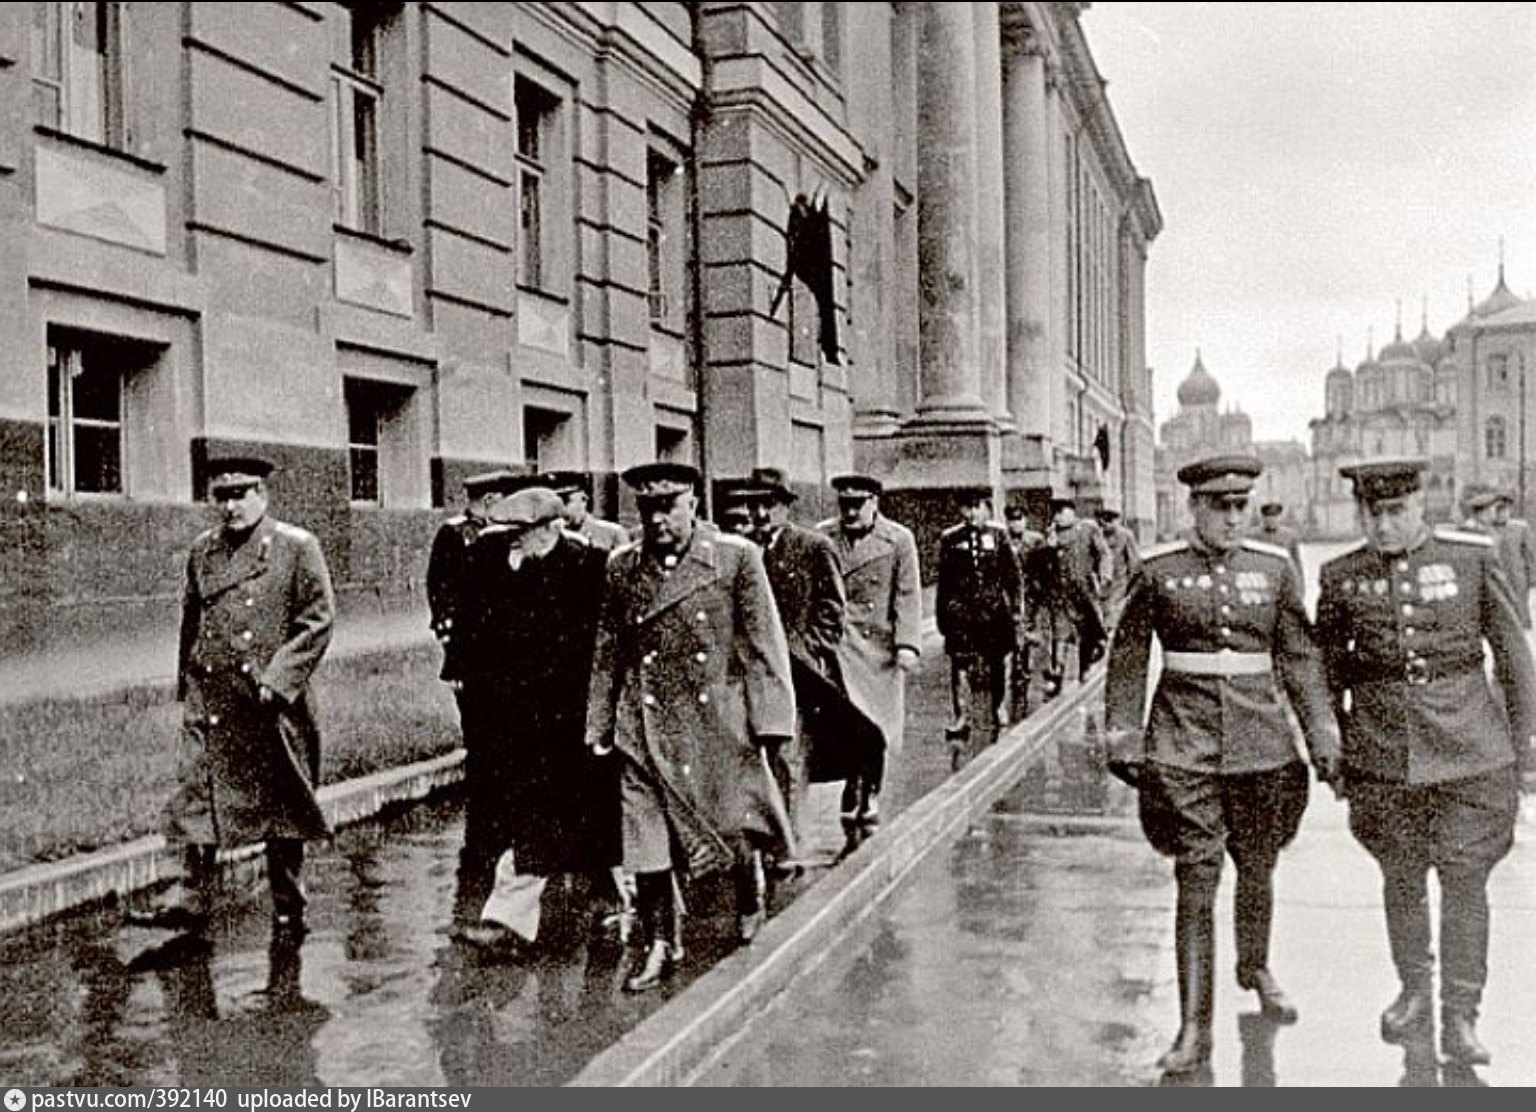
[1351,649,1485,687]
[1162,650,1273,677]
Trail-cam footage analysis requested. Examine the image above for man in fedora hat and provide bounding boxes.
[585,462,796,989]
[131,457,336,936]
[820,474,922,831]
[1106,453,1340,1075]
[1317,457,1536,1069]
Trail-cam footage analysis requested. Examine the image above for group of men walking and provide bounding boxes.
[1106,452,1536,1081]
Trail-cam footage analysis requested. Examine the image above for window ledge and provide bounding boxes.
[517,284,570,307]
[650,320,685,342]
[333,224,413,255]
[34,126,166,175]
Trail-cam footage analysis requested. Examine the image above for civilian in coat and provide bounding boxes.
[131,458,336,936]
[819,475,923,828]
[1096,506,1142,633]
[453,487,618,954]
[1042,497,1111,689]
[586,463,796,991]
[937,490,1021,744]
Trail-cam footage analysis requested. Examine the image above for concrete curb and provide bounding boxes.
[0,750,464,937]
[568,671,1107,1088]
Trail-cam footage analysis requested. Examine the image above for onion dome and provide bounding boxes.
[1177,350,1221,408]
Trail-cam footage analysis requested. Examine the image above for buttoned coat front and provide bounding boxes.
[1315,528,1536,785]
[585,525,796,876]
[168,516,335,847]
[1106,537,1338,775]
[819,515,924,756]
[937,521,1021,656]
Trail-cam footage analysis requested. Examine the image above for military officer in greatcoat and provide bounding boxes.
[819,475,923,830]
[585,463,796,991]
[130,457,337,935]
[937,489,1022,746]
[427,469,524,686]
[1105,453,1341,1076]
[1316,458,1536,1070]
[542,469,630,552]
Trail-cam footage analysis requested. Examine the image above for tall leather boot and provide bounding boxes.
[1439,865,1492,1065]
[1379,866,1435,1046]
[625,870,679,993]
[1158,865,1216,1075]
[1234,861,1297,1022]
[734,849,766,944]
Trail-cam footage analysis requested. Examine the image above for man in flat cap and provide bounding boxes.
[131,457,336,936]
[585,462,796,989]
[937,488,1021,751]
[819,475,923,831]
[453,486,617,954]
[542,469,629,552]
[1316,457,1536,1069]
[1106,453,1340,1076]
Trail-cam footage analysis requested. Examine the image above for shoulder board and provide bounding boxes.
[1320,540,1368,569]
[1240,538,1291,560]
[1434,526,1494,548]
[444,514,467,527]
[815,518,837,533]
[1140,540,1189,562]
[940,522,965,537]
[272,520,314,543]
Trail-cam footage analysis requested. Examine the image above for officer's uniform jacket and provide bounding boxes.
[169,515,335,845]
[1315,527,1536,785]
[585,523,795,875]
[1106,535,1338,775]
[426,514,486,681]
[937,521,1021,657]
[576,514,630,553]
[818,514,924,756]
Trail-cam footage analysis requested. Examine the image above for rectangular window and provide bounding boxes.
[515,76,559,291]
[647,147,682,326]
[1487,353,1510,391]
[656,423,691,464]
[345,378,381,503]
[522,406,568,473]
[331,4,391,234]
[47,333,125,496]
[31,1,124,147]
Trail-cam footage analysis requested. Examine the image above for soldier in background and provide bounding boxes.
[542,470,629,551]
[1005,506,1047,720]
[820,475,923,831]
[1256,502,1303,571]
[1096,506,1141,634]
[1041,496,1110,692]
[938,489,1021,745]
[1106,454,1340,1076]
[427,470,523,689]
[1317,458,1536,1070]
[1491,489,1536,632]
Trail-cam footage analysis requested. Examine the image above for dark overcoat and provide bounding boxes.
[585,525,796,875]
[457,531,616,876]
[937,521,1021,656]
[167,516,334,847]
[426,514,486,681]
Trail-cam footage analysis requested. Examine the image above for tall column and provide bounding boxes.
[973,3,1011,429]
[1002,21,1052,441]
[912,1,990,425]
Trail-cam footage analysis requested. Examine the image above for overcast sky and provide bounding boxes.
[1081,2,1536,444]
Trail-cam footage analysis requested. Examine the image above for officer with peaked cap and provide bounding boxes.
[130,456,337,936]
[1255,501,1303,571]
[542,469,629,551]
[819,474,923,830]
[1106,453,1340,1075]
[1316,457,1536,1069]
[428,469,526,689]
[585,462,796,989]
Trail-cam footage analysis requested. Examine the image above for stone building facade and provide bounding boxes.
[0,2,1156,654]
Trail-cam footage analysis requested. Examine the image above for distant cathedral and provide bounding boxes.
[1154,352,1307,537]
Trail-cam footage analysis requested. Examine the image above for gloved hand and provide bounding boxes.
[895,647,920,673]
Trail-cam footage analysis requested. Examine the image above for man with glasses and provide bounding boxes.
[1317,457,1536,1070]
[1106,453,1340,1076]
[129,457,336,937]
[454,486,617,955]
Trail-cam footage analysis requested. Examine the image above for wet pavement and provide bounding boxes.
[692,724,1536,1087]
[0,632,1024,1087]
